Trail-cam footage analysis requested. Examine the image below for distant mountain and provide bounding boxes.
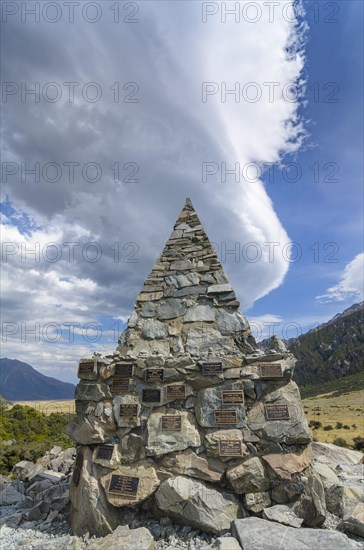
[289,302,364,387]
[0,358,75,401]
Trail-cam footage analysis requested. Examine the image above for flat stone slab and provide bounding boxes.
[262,504,303,528]
[231,517,361,550]
[312,442,363,466]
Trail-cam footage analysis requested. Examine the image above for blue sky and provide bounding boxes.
[1,1,363,383]
[249,0,363,337]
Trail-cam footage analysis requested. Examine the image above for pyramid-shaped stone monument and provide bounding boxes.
[68,198,317,537]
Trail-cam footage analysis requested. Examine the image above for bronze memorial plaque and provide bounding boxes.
[166,384,186,400]
[119,403,138,418]
[114,363,133,377]
[161,415,182,431]
[142,388,161,403]
[214,409,238,425]
[218,439,243,457]
[108,474,139,497]
[221,390,244,404]
[265,404,290,420]
[258,363,283,379]
[145,368,164,382]
[112,378,130,394]
[78,361,95,374]
[97,444,114,461]
[201,362,223,376]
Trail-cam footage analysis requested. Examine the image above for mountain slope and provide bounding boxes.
[0,358,75,401]
[290,302,364,387]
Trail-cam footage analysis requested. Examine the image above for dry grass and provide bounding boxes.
[303,389,364,447]
[12,400,75,415]
[11,390,364,448]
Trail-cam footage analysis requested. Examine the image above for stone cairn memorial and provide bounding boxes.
[68,198,319,538]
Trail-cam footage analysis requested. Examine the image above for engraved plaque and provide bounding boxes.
[108,474,139,497]
[166,384,186,400]
[265,404,290,420]
[222,390,244,404]
[97,444,114,461]
[218,439,243,457]
[119,403,138,418]
[78,360,95,374]
[114,363,133,377]
[201,362,223,376]
[258,363,283,378]
[214,409,237,425]
[145,368,164,382]
[112,378,130,393]
[161,415,182,431]
[142,388,161,403]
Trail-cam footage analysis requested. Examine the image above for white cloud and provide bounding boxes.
[316,252,364,303]
[1,1,308,379]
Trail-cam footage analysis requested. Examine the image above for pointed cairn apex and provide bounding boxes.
[184,197,193,209]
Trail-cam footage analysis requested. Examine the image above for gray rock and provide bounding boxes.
[139,302,157,318]
[70,446,124,536]
[207,284,232,294]
[12,460,38,481]
[75,382,112,401]
[204,430,249,463]
[87,525,155,550]
[0,512,23,527]
[165,273,200,288]
[232,517,361,550]
[67,410,116,445]
[325,484,363,518]
[244,491,271,512]
[170,260,192,271]
[140,319,167,339]
[312,442,363,466]
[339,502,364,538]
[247,381,311,446]
[185,326,239,357]
[158,449,225,483]
[184,303,215,322]
[227,457,269,494]
[263,504,303,528]
[0,485,24,505]
[147,407,201,457]
[157,299,187,320]
[155,476,243,534]
[174,286,207,297]
[216,309,249,335]
[195,383,245,428]
[100,461,160,508]
[210,537,242,550]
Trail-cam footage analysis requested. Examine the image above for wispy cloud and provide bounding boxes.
[316,252,364,303]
